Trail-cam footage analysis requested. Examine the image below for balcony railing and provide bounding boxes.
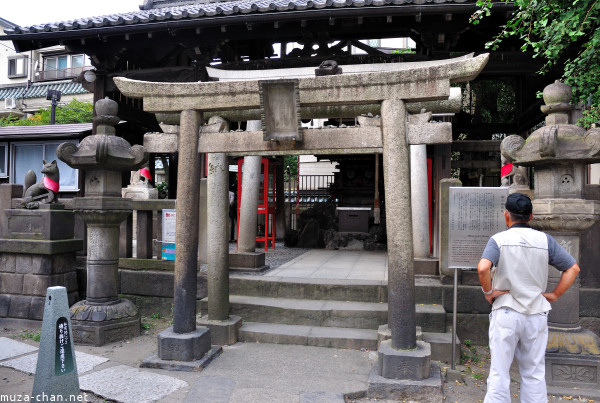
[35,66,93,82]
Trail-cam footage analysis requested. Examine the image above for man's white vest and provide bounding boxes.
[491,227,552,315]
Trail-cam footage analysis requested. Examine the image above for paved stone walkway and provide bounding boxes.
[0,335,373,403]
[265,249,387,281]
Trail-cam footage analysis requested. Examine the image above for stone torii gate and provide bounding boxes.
[115,53,488,393]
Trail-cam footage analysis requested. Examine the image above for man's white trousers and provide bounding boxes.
[484,307,548,403]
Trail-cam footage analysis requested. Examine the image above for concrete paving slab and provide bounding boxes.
[310,269,352,279]
[0,337,37,361]
[201,342,372,399]
[229,387,300,403]
[140,346,222,372]
[300,392,346,403]
[263,250,388,281]
[0,351,108,375]
[183,376,234,403]
[79,365,188,403]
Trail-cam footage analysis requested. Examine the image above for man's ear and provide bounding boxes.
[504,210,511,227]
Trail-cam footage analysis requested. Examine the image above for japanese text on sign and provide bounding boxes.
[448,187,508,269]
[162,209,176,244]
[54,316,74,375]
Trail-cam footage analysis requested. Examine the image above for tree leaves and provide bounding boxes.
[0,99,93,127]
[473,0,600,127]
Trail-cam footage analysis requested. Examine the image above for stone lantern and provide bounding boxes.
[57,97,148,346]
[501,81,600,391]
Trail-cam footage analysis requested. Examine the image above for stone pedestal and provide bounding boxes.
[531,198,600,390]
[228,251,269,272]
[157,326,211,361]
[0,204,82,325]
[378,340,431,380]
[368,361,443,403]
[57,97,147,346]
[122,183,158,200]
[69,200,141,345]
[196,315,242,345]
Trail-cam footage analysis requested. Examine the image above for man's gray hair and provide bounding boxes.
[508,210,530,222]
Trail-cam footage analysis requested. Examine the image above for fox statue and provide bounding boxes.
[20,160,60,209]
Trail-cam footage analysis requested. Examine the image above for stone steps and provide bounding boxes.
[215,274,457,363]
[201,294,446,332]
[238,322,459,363]
[229,274,442,304]
[239,322,379,350]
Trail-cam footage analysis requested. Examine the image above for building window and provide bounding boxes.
[8,56,28,78]
[11,141,79,191]
[0,143,8,178]
[40,54,89,81]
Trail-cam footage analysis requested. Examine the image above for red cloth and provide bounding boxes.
[140,168,152,181]
[501,163,513,178]
[43,177,59,193]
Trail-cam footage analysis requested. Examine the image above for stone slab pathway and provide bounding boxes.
[0,338,187,403]
[0,350,108,375]
[79,365,188,403]
[0,337,37,360]
[265,250,387,281]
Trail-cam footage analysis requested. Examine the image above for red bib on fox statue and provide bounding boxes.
[140,168,152,182]
[43,177,59,193]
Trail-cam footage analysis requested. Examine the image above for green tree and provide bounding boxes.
[0,98,93,126]
[472,1,600,127]
[284,155,298,180]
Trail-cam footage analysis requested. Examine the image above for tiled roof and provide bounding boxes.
[5,0,471,34]
[0,81,89,101]
[0,123,92,139]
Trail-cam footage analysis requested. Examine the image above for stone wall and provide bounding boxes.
[0,253,78,321]
[117,258,207,317]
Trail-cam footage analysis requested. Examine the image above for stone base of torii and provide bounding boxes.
[115,53,489,398]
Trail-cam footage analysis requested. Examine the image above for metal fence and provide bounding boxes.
[285,174,335,230]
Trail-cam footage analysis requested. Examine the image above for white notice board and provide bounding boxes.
[162,209,177,243]
[448,187,509,269]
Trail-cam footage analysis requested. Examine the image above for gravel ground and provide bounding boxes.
[262,242,311,269]
[200,242,310,273]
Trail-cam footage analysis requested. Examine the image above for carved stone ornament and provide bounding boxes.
[57,97,147,171]
[529,198,600,231]
[547,328,600,355]
[530,214,598,232]
[70,299,138,322]
[500,81,600,167]
[315,60,342,76]
[551,363,598,384]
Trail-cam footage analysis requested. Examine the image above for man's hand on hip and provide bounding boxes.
[542,292,559,303]
[485,289,508,304]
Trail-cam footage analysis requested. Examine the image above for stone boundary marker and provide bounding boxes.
[32,286,80,401]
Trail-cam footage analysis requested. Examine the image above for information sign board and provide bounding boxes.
[448,187,508,268]
[162,209,176,260]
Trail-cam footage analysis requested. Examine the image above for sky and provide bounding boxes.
[2,0,145,27]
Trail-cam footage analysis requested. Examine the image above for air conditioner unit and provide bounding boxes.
[4,98,17,109]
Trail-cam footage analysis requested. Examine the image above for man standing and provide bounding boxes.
[478,193,580,402]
